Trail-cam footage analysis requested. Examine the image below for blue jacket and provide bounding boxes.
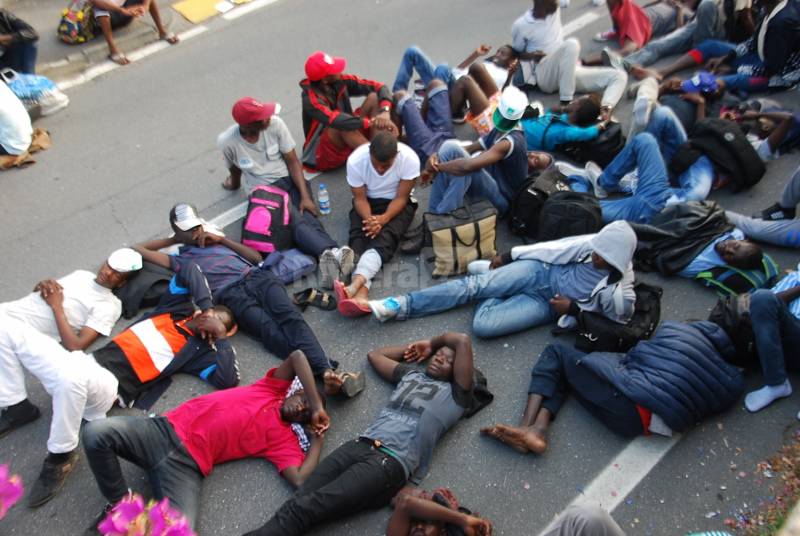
[581,321,744,432]
[521,113,599,151]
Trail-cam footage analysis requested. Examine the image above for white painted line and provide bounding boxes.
[538,435,680,535]
[209,201,248,229]
[562,11,602,36]
[57,25,208,91]
[222,0,279,20]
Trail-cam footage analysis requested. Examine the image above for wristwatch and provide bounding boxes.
[381,105,390,113]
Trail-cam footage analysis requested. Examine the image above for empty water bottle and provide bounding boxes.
[318,183,331,215]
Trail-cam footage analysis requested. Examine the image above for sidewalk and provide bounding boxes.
[2,0,194,81]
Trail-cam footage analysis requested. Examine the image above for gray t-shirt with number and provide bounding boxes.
[362,365,471,485]
[216,116,296,192]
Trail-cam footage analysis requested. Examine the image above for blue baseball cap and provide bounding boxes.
[681,71,719,93]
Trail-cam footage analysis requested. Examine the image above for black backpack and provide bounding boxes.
[508,167,569,239]
[114,261,174,319]
[559,122,625,167]
[536,191,603,242]
[707,294,758,368]
[573,282,663,353]
[672,118,766,192]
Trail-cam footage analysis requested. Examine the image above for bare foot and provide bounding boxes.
[221,176,239,190]
[323,370,343,396]
[481,424,548,454]
[630,65,661,81]
[160,32,179,44]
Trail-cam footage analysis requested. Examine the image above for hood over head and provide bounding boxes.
[589,221,637,274]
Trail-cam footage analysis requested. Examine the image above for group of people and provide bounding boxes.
[3,0,800,534]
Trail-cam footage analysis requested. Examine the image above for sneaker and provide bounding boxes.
[593,30,617,42]
[754,202,796,221]
[338,246,356,282]
[318,249,339,290]
[601,47,624,71]
[584,161,608,199]
[27,450,80,507]
[84,503,114,535]
[399,223,424,254]
[0,399,40,439]
[369,297,401,322]
[633,95,653,127]
[467,260,491,275]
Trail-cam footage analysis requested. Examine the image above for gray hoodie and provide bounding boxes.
[508,221,638,323]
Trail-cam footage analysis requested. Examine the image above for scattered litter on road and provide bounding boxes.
[705,511,719,518]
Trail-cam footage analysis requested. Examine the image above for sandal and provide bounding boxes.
[338,298,370,317]
[293,288,336,311]
[339,372,366,397]
[108,53,129,65]
[333,280,349,303]
[160,33,180,44]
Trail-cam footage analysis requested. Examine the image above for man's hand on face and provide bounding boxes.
[299,196,319,216]
[193,311,228,343]
[310,408,330,436]
[195,230,223,248]
[403,340,433,363]
[549,294,572,316]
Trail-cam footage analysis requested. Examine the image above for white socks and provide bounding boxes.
[744,380,792,412]
[353,248,382,289]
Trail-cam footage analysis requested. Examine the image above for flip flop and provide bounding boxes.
[293,288,336,311]
[161,33,180,44]
[333,280,349,303]
[340,372,366,397]
[108,53,129,65]
[338,298,370,317]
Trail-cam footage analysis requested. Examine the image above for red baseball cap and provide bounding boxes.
[305,51,346,82]
[231,97,281,125]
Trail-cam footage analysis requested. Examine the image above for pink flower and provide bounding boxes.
[98,494,195,536]
[98,494,146,535]
[0,464,24,520]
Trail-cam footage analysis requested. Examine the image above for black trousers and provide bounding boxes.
[273,176,337,258]
[348,198,416,262]
[528,344,644,438]
[250,439,407,536]
[217,268,336,374]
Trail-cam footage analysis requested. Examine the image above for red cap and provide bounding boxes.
[231,97,280,125]
[304,51,346,82]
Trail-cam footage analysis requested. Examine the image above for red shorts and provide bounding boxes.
[314,128,355,171]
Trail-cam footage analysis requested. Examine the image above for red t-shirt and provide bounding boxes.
[612,0,652,48]
[166,368,304,476]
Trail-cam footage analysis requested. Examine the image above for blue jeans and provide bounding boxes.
[645,106,714,203]
[692,40,769,93]
[0,41,38,74]
[725,211,800,248]
[82,416,203,528]
[749,290,800,385]
[428,140,509,215]
[398,86,455,161]
[400,259,557,338]
[596,133,673,223]
[392,46,455,92]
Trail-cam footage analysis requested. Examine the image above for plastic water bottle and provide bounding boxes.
[318,184,331,215]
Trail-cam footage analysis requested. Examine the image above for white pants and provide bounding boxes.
[524,38,628,108]
[0,314,118,453]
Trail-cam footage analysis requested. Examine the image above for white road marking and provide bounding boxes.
[562,11,602,36]
[222,0,279,20]
[209,202,248,229]
[58,25,209,91]
[538,435,680,534]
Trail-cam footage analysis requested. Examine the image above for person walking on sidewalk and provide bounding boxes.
[90,0,179,65]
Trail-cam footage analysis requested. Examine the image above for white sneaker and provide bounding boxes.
[318,249,339,290]
[584,161,608,199]
[468,260,491,275]
[369,298,401,322]
[338,246,356,282]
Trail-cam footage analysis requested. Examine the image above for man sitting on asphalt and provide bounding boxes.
[134,203,363,397]
[300,50,396,172]
[481,321,744,454]
[243,331,491,536]
[0,248,142,506]
[421,85,529,216]
[0,8,38,74]
[511,0,628,115]
[334,131,418,317]
[370,221,637,340]
[217,96,355,288]
[739,271,800,415]
[82,349,328,532]
[90,0,178,65]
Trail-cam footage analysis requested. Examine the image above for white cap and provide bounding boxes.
[107,248,143,273]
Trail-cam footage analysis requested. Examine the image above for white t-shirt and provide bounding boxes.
[451,60,509,91]
[346,142,420,200]
[0,82,32,155]
[0,270,122,339]
[747,133,778,161]
[511,8,564,55]
[217,116,296,192]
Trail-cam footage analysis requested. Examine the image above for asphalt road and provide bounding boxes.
[2,0,800,534]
